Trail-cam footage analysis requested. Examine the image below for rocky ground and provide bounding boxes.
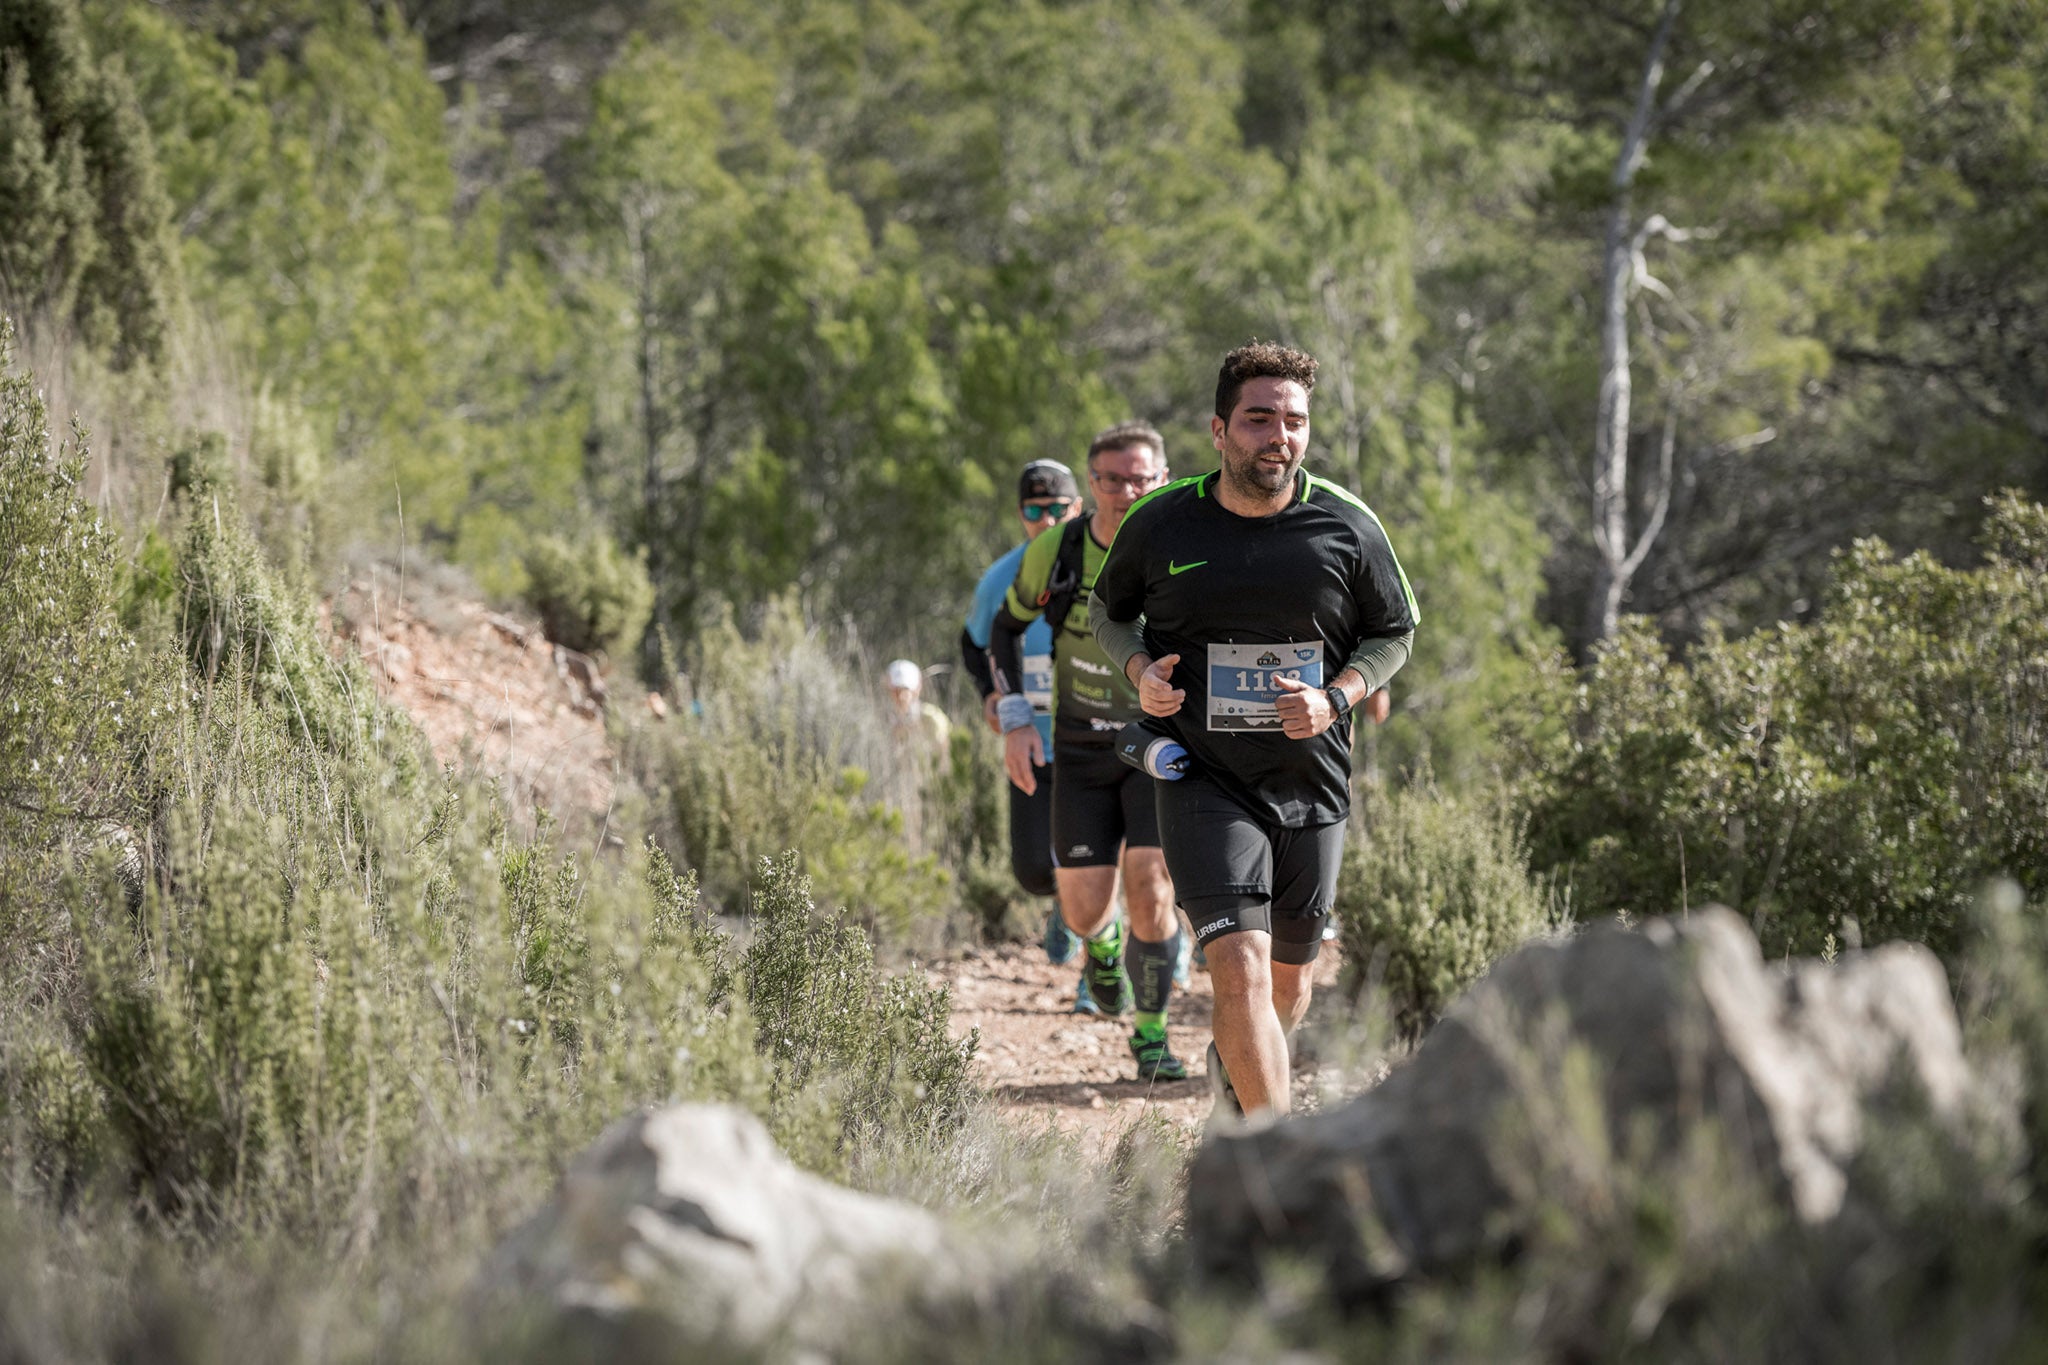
[929,939,1217,1142]
[325,564,620,834]
[927,936,1348,1150]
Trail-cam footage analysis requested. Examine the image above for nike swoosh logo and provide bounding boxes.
[1168,559,1208,576]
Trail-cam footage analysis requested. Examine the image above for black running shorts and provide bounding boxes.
[1157,771,1345,965]
[1051,743,1161,867]
[1008,764,1056,897]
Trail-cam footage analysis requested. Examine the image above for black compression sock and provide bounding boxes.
[1130,931,1176,1017]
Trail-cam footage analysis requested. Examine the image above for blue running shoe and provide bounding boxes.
[1042,905,1081,965]
[1070,967,1102,1016]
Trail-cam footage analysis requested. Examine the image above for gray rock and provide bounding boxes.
[1187,907,1973,1297]
[481,1104,962,1359]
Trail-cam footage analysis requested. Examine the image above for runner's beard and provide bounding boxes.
[1218,431,1302,501]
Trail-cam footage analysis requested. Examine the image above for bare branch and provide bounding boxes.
[1659,58,1717,125]
[1621,400,1678,580]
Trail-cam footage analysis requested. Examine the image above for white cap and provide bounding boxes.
[885,659,922,691]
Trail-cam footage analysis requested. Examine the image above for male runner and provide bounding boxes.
[1090,342,1417,1118]
[990,424,1190,1080]
[961,460,1086,976]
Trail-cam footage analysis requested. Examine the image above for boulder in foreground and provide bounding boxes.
[480,1104,959,1359]
[1188,907,1976,1299]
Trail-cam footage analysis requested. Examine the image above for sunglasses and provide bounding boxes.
[1022,500,1073,522]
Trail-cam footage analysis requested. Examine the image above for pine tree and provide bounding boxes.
[0,0,180,366]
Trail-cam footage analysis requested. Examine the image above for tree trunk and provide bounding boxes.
[1586,0,1683,648]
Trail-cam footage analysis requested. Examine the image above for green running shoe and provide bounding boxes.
[1130,1031,1189,1082]
[1083,920,1132,1016]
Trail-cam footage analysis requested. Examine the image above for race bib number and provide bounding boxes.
[1022,651,1054,716]
[1207,641,1324,731]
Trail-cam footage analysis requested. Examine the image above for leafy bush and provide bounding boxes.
[632,596,953,940]
[0,428,978,1238]
[741,852,977,1166]
[173,461,419,782]
[0,327,173,955]
[521,530,653,660]
[1337,781,1566,1038]
[1508,495,2048,957]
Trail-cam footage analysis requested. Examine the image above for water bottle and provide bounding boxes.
[1115,721,1189,780]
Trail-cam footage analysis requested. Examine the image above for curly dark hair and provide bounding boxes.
[1214,341,1318,421]
[1086,421,1166,468]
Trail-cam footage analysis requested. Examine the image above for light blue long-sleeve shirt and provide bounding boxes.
[966,541,1055,752]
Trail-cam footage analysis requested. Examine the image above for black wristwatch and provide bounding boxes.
[1324,684,1352,721]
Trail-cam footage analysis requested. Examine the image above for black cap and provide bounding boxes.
[1018,459,1079,502]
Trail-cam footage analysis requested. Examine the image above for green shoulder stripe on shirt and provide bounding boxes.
[1304,472,1423,625]
[1123,471,1209,521]
[1106,472,1211,553]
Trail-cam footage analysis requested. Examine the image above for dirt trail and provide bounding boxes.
[927,941,1216,1142]
[927,938,1345,1149]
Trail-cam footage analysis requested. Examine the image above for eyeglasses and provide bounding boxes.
[1090,471,1164,494]
[1021,500,1073,522]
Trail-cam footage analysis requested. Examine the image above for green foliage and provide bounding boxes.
[1337,780,1565,1038]
[1511,495,2048,956]
[633,596,952,939]
[0,0,181,366]
[926,720,1032,942]
[740,852,976,1164]
[0,329,154,930]
[520,529,654,659]
[172,464,418,787]
[102,0,583,588]
[0,419,977,1245]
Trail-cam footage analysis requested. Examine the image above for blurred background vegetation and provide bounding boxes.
[4,0,2048,1357]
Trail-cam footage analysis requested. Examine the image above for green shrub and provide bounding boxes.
[0,329,172,951]
[174,463,420,784]
[1337,780,1566,1038]
[2,442,979,1233]
[741,852,977,1167]
[521,530,654,660]
[1509,494,2048,957]
[633,596,953,940]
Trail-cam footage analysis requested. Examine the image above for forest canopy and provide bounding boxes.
[0,0,2034,715]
